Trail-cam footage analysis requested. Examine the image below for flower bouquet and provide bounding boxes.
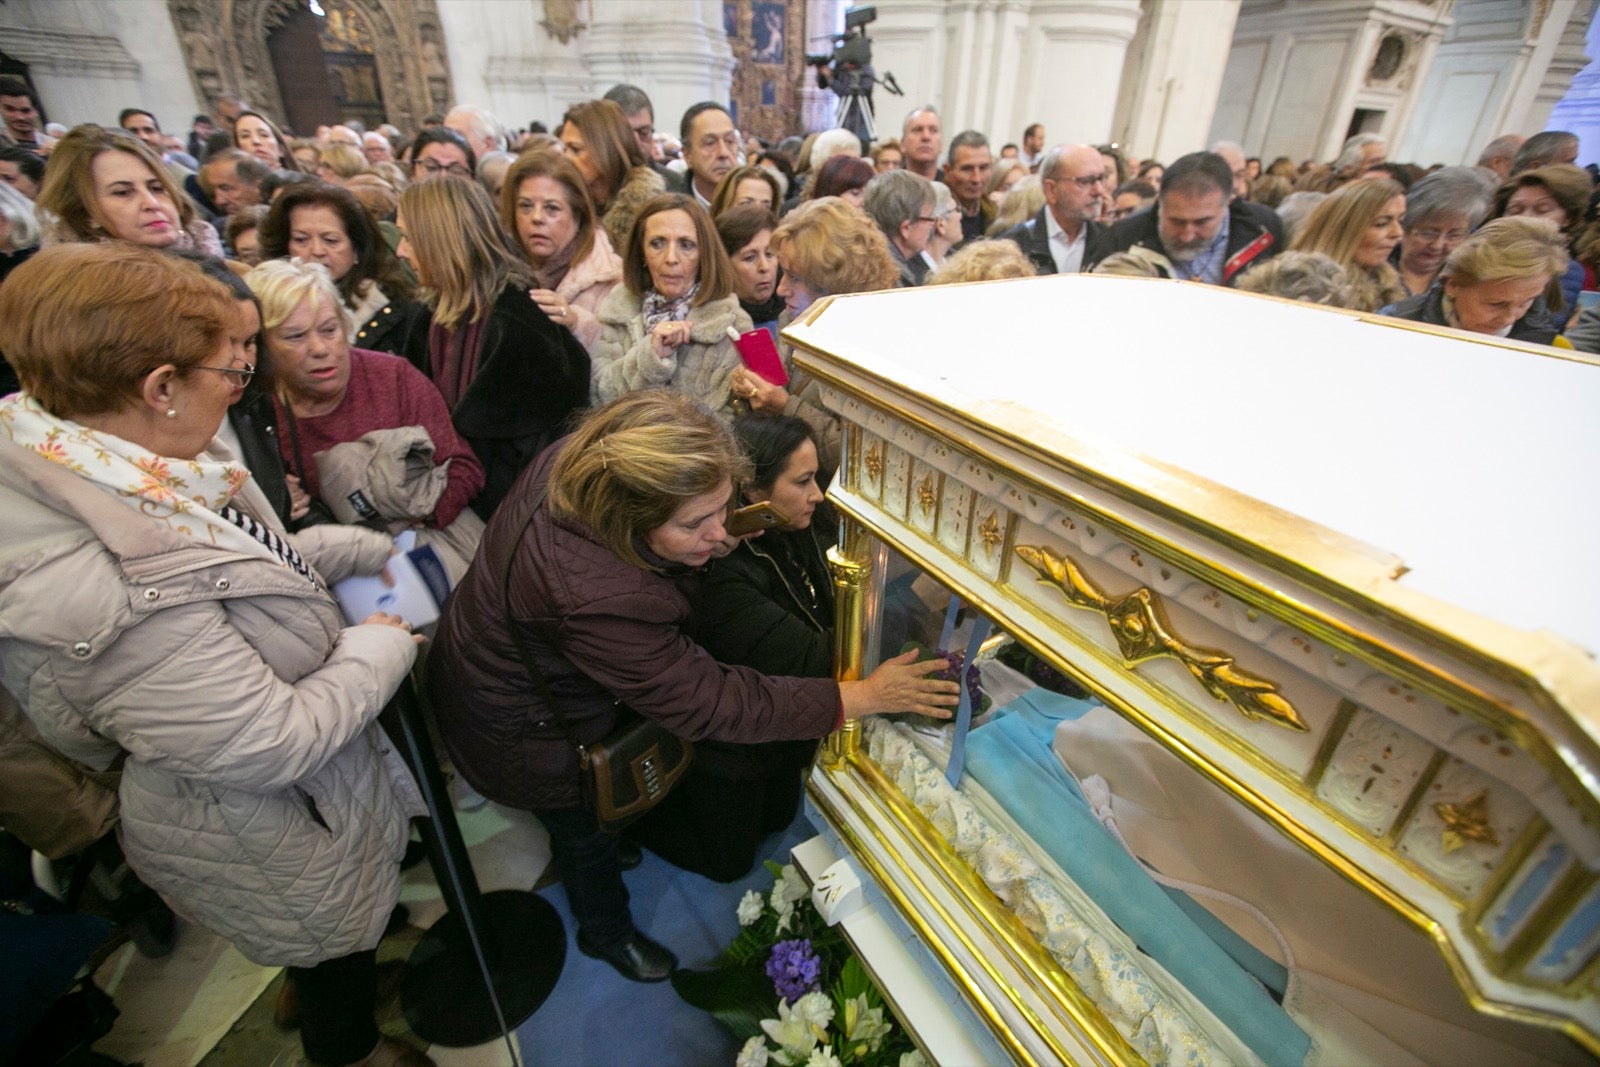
[672,861,926,1067]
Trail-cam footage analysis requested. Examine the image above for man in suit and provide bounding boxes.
[998,144,1112,275]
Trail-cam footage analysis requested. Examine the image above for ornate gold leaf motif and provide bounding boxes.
[1015,544,1309,732]
[864,442,884,482]
[916,474,937,518]
[978,511,1003,556]
[1434,790,1499,854]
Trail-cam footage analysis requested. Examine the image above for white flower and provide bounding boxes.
[899,1051,929,1067]
[769,864,808,911]
[761,991,835,1058]
[805,1047,842,1067]
[774,897,795,933]
[736,1036,771,1067]
[841,993,892,1053]
[737,889,765,926]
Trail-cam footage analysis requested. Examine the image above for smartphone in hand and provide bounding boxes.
[726,500,790,537]
[729,327,789,386]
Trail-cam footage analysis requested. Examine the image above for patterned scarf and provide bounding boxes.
[642,283,698,336]
[0,392,317,584]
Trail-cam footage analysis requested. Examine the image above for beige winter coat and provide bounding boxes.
[0,439,421,968]
[599,165,666,257]
[590,287,751,420]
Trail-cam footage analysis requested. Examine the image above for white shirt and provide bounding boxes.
[1045,208,1087,275]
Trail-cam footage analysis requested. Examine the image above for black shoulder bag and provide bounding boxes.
[500,495,693,833]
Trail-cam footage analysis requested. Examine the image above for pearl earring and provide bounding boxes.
[166,408,178,419]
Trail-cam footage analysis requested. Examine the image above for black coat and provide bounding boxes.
[403,284,591,519]
[691,526,834,678]
[1380,285,1560,346]
[1093,199,1283,285]
[352,295,426,357]
[997,208,1113,275]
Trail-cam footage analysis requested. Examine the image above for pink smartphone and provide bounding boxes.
[730,327,789,387]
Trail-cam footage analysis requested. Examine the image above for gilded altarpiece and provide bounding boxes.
[723,0,806,142]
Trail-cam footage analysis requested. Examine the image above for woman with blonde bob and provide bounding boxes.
[591,192,750,418]
[1381,216,1568,344]
[396,178,590,518]
[37,124,221,255]
[1288,176,1406,311]
[729,196,899,477]
[556,99,665,254]
[429,390,958,983]
[499,148,622,351]
[928,239,1039,285]
[0,244,426,1067]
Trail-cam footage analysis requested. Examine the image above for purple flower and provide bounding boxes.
[765,938,822,1004]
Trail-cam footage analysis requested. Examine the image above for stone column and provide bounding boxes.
[1114,0,1242,163]
[584,0,737,142]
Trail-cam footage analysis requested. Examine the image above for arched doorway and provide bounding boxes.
[267,0,386,134]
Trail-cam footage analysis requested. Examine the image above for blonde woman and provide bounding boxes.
[314,142,371,186]
[1380,216,1568,344]
[556,99,665,255]
[395,178,590,517]
[429,390,958,982]
[591,193,750,418]
[729,196,899,476]
[928,239,1038,285]
[37,124,222,256]
[1288,176,1406,311]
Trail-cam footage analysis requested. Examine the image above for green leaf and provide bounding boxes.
[670,964,775,1042]
[834,955,872,1001]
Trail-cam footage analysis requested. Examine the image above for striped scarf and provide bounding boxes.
[217,503,321,587]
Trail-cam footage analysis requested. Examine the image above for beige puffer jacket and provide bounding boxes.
[0,440,421,968]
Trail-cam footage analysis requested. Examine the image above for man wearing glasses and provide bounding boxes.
[408,127,476,182]
[1091,151,1283,286]
[674,102,741,208]
[998,144,1112,275]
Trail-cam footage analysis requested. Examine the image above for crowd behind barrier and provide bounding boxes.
[0,69,1596,1066]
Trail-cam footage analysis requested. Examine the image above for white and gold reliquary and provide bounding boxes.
[783,275,1600,1066]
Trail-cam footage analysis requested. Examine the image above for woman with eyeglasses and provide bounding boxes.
[0,243,431,1067]
[557,99,665,256]
[247,257,485,536]
[1393,167,1492,298]
[396,177,590,518]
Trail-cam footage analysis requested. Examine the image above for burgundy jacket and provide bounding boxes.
[428,442,843,811]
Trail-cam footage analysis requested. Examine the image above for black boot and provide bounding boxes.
[576,930,677,982]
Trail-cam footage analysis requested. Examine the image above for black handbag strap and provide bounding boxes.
[499,490,590,762]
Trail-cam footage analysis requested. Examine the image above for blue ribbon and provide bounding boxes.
[944,606,992,787]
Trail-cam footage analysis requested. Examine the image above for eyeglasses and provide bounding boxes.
[1409,228,1470,245]
[414,159,470,177]
[193,361,255,386]
[914,216,941,225]
[1047,174,1105,190]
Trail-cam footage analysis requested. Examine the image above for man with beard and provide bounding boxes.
[1090,151,1282,286]
[998,143,1112,275]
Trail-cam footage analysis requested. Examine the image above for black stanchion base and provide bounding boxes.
[401,889,566,1048]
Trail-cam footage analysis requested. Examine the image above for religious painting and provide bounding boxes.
[724,2,738,39]
[724,0,805,143]
[751,2,785,65]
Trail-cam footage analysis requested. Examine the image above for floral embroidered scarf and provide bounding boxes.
[0,392,280,564]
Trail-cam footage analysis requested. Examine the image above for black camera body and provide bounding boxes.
[806,4,876,76]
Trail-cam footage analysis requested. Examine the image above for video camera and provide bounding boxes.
[806,5,877,80]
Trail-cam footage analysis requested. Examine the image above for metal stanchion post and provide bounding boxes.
[382,677,565,1048]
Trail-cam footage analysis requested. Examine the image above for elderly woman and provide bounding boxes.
[314,142,372,187]
[591,193,749,418]
[0,244,426,1067]
[864,169,937,286]
[396,178,590,518]
[1380,216,1568,344]
[233,110,302,172]
[923,181,962,269]
[715,204,783,336]
[429,391,957,981]
[708,164,783,218]
[500,149,622,352]
[261,183,422,355]
[928,239,1038,285]
[1234,250,1358,308]
[1394,166,1492,297]
[1288,176,1407,311]
[638,413,835,882]
[557,99,665,255]
[38,124,222,256]
[730,196,899,478]
[248,258,484,553]
[871,139,904,173]
[1491,164,1592,327]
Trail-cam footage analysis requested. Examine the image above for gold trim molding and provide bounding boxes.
[1016,543,1308,732]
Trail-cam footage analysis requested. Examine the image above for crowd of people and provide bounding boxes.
[0,68,1595,1066]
